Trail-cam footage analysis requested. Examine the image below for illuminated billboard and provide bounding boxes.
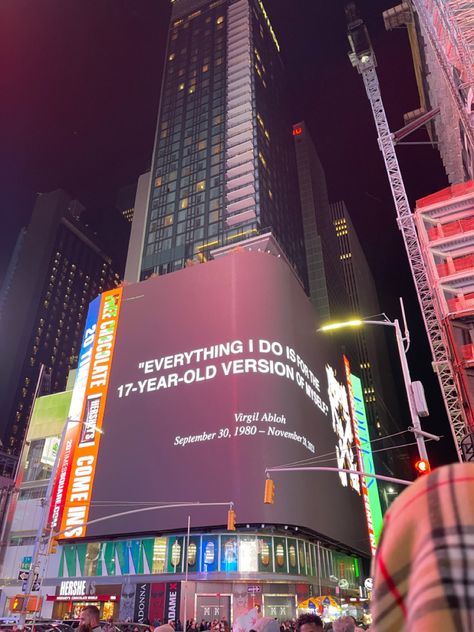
[348,370,384,548]
[55,251,369,554]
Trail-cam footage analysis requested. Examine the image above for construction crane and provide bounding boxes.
[345,4,470,462]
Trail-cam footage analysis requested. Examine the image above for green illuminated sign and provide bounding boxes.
[350,375,384,544]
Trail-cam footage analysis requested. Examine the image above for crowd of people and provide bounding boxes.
[295,614,366,632]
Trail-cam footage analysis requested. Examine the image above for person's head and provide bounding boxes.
[296,614,323,632]
[332,617,355,632]
[80,606,100,628]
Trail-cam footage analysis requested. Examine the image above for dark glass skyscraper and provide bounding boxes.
[0,190,119,454]
[293,122,409,483]
[140,0,306,288]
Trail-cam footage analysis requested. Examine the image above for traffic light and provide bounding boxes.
[49,537,59,554]
[11,596,24,612]
[415,459,431,476]
[227,508,236,531]
[264,477,275,504]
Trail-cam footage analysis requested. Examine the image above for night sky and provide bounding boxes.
[0,0,457,462]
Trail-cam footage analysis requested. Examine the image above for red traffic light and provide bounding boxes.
[415,459,431,475]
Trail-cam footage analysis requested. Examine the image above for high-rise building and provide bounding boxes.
[292,122,347,322]
[140,0,306,289]
[0,190,119,455]
[329,202,405,444]
[293,123,408,485]
[124,171,151,283]
[116,184,138,224]
[0,228,27,322]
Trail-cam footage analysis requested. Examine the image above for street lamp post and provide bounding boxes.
[319,299,434,464]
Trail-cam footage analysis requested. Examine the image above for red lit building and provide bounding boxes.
[415,180,474,428]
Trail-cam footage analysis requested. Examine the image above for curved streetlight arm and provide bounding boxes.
[45,501,234,541]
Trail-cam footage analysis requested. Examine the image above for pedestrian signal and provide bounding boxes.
[264,478,275,504]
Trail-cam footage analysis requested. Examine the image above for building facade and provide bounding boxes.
[415,180,474,431]
[0,252,371,625]
[292,123,408,485]
[116,184,138,224]
[0,190,119,455]
[140,0,306,289]
[329,202,403,443]
[383,1,474,184]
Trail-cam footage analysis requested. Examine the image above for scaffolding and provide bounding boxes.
[385,0,474,182]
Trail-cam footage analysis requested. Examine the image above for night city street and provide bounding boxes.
[0,1,473,630]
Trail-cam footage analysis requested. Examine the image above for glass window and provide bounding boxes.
[19,485,47,500]
[221,536,238,572]
[24,438,57,482]
[298,540,307,574]
[204,541,215,564]
[199,536,218,571]
[259,542,271,567]
[186,538,199,569]
[84,542,100,576]
[288,541,298,570]
[275,544,285,566]
[196,181,206,192]
[171,540,182,568]
[9,536,36,546]
[152,537,167,573]
[238,537,258,572]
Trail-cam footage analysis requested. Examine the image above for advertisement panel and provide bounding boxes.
[349,372,384,547]
[48,296,101,531]
[344,356,376,555]
[164,582,181,624]
[134,583,151,623]
[58,287,123,538]
[63,252,368,553]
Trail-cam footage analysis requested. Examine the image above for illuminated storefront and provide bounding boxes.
[47,581,119,620]
[50,530,364,622]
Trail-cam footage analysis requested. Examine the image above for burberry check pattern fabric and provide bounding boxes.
[372,463,474,631]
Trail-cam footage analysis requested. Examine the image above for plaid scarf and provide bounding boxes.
[371,463,474,631]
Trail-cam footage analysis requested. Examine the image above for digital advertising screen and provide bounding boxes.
[55,250,370,555]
